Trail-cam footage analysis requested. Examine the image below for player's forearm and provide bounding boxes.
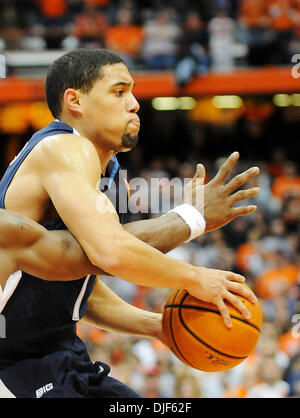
[84,305,162,339]
[90,228,198,290]
[82,279,163,339]
[123,212,190,254]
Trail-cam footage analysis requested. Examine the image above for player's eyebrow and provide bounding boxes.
[111,81,135,88]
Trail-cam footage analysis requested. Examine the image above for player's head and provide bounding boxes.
[45,49,140,152]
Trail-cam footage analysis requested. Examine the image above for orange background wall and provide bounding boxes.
[0,67,299,103]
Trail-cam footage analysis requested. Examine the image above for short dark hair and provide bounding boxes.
[45,49,125,118]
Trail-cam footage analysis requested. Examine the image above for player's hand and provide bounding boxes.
[186,266,257,328]
[184,152,260,232]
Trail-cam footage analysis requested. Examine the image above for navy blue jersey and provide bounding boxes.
[0,120,129,369]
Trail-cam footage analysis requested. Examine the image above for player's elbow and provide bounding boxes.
[87,240,123,275]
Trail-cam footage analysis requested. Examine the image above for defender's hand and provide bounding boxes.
[184,152,260,232]
[187,267,257,328]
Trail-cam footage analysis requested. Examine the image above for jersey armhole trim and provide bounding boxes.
[72,275,91,321]
[0,271,22,314]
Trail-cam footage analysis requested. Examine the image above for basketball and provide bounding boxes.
[163,288,263,372]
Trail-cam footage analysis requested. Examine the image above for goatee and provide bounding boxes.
[121,133,139,149]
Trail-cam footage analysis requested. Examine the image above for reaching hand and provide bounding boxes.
[184,152,260,232]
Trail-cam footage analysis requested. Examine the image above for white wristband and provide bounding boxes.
[168,204,206,242]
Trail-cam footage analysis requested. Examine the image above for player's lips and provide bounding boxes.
[129,120,140,132]
[129,118,140,127]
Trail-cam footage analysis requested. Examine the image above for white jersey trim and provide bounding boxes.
[0,379,16,398]
[72,275,90,321]
[54,119,80,137]
[0,271,22,314]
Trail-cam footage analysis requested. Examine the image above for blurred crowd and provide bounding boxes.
[76,146,300,398]
[0,0,300,400]
[1,0,300,83]
[0,84,299,399]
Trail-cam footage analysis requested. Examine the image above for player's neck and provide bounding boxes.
[93,143,116,175]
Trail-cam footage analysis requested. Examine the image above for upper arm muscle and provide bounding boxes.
[36,134,122,267]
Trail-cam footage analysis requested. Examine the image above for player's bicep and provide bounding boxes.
[43,168,120,230]
[43,171,121,265]
[37,135,124,268]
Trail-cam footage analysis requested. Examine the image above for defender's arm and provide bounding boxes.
[0,209,106,281]
[83,277,164,341]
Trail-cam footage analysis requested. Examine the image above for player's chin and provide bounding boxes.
[121,133,139,151]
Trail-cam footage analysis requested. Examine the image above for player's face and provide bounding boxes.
[80,63,140,152]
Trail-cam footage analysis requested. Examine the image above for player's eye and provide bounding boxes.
[115,90,124,97]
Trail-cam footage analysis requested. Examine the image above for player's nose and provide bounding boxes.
[128,93,140,114]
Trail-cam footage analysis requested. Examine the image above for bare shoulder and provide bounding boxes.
[0,209,46,249]
[33,133,101,178]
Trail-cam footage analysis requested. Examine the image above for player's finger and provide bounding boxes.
[185,164,206,205]
[215,298,232,328]
[191,164,206,190]
[224,166,260,194]
[224,291,251,320]
[226,281,258,304]
[193,163,206,180]
[230,187,260,204]
[221,271,245,283]
[213,152,239,184]
[231,205,257,217]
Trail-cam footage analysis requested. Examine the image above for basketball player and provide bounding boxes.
[0,49,260,398]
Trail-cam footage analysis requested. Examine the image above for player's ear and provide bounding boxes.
[63,88,83,116]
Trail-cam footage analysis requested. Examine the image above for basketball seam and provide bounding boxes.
[177,293,249,360]
[165,304,261,333]
[168,290,194,368]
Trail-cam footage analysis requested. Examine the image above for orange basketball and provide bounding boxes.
[162,288,262,372]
